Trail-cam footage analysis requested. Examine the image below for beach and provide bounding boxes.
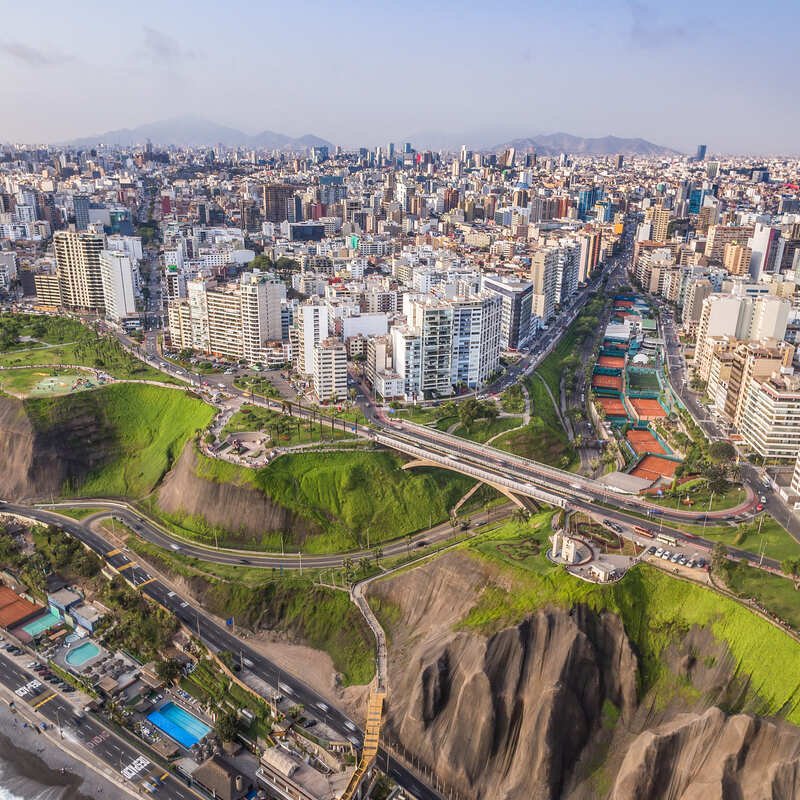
[0,696,126,799]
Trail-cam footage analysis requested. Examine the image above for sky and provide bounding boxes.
[1,0,798,154]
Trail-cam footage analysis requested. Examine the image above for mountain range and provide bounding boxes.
[61,115,332,151]
[58,116,678,157]
[491,132,680,156]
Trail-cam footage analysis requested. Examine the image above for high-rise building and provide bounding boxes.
[749,295,790,341]
[295,302,330,375]
[262,184,296,223]
[73,194,90,230]
[694,294,754,381]
[705,225,754,263]
[53,229,105,311]
[99,250,138,321]
[167,271,284,361]
[740,374,800,461]
[482,275,534,351]
[530,246,559,324]
[747,223,781,280]
[312,338,347,402]
[651,208,671,243]
[695,144,707,161]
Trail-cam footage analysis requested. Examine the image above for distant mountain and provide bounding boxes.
[491,132,680,157]
[60,115,333,151]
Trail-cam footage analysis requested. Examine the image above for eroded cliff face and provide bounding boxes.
[157,443,321,543]
[0,394,111,500]
[371,552,800,800]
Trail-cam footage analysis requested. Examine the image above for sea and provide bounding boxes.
[0,757,73,800]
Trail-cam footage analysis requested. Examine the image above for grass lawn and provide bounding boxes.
[650,480,747,512]
[451,415,523,443]
[461,517,800,724]
[390,405,443,425]
[0,337,179,384]
[686,516,800,562]
[222,405,355,445]
[722,560,800,630]
[493,380,576,468]
[25,383,215,498]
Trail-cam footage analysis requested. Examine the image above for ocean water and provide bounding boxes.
[0,757,70,800]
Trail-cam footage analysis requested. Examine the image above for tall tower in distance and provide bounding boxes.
[695,144,707,161]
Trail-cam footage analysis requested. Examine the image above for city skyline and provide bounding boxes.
[1,0,799,154]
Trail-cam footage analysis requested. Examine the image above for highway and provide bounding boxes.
[0,502,443,800]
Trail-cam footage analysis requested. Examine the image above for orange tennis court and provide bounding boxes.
[630,397,666,419]
[597,396,627,417]
[626,428,666,455]
[592,373,623,390]
[630,455,679,482]
[598,355,626,368]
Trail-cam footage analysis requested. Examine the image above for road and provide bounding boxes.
[0,650,195,799]
[0,502,443,800]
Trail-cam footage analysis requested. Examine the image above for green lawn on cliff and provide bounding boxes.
[463,514,800,726]
[25,383,214,497]
[179,447,474,553]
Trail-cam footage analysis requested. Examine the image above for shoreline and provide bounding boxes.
[0,697,123,798]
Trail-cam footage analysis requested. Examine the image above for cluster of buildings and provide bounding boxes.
[0,138,629,402]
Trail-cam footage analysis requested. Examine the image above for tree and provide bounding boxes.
[155,657,182,685]
[215,709,239,742]
[706,463,731,496]
[782,558,800,589]
[709,440,736,464]
[711,542,729,575]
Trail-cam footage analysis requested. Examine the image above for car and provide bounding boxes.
[759,495,767,503]
[414,540,428,548]
[302,719,318,729]
[655,548,664,558]
[756,503,764,512]
[647,546,657,555]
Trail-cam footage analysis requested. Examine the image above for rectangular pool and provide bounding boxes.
[22,610,62,637]
[147,702,211,748]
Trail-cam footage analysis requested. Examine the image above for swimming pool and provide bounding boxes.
[65,641,101,667]
[147,702,211,748]
[22,611,62,637]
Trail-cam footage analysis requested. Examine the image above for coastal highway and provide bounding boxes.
[0,650,196,799]
[0,502,442,800]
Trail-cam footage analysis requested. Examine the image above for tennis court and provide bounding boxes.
[597,397,627,417]
[630,454,679,481]
[592,373,623,391]
[630,397,666,420]
[598,355,625,368]
[626,428,666,455]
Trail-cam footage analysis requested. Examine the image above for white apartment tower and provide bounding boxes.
[99,249,138,322]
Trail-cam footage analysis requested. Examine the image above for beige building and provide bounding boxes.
[705,225,754,263]
[722,243,752,276]
[312,338,347,402]
[53,229,105,311]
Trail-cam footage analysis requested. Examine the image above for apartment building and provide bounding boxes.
[53,229,105,311]
[312,338,347,402]
[295,302,329,375]
[740,373,800,461]
[723,340,795,427]
[704,225,754,263]
[694,294,754,381]
[482,275,533,350]
[99,249,138,322]
[167,270,284,361]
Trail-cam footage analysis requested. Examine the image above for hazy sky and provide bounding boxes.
[1,0,798,154]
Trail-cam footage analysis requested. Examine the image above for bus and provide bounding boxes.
[656,533,678,548]
[632,525,654,538]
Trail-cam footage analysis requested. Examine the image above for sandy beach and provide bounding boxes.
[0,696,126,799]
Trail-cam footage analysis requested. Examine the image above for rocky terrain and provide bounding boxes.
[370,551,800,800]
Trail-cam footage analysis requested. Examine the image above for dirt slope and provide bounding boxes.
[157,443,320,541]
[370,552,800,800]
[0,394,107,500]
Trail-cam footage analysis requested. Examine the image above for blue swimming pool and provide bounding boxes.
[22,611,62,637]
[147,702,211,748]
[65,641,100,667]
